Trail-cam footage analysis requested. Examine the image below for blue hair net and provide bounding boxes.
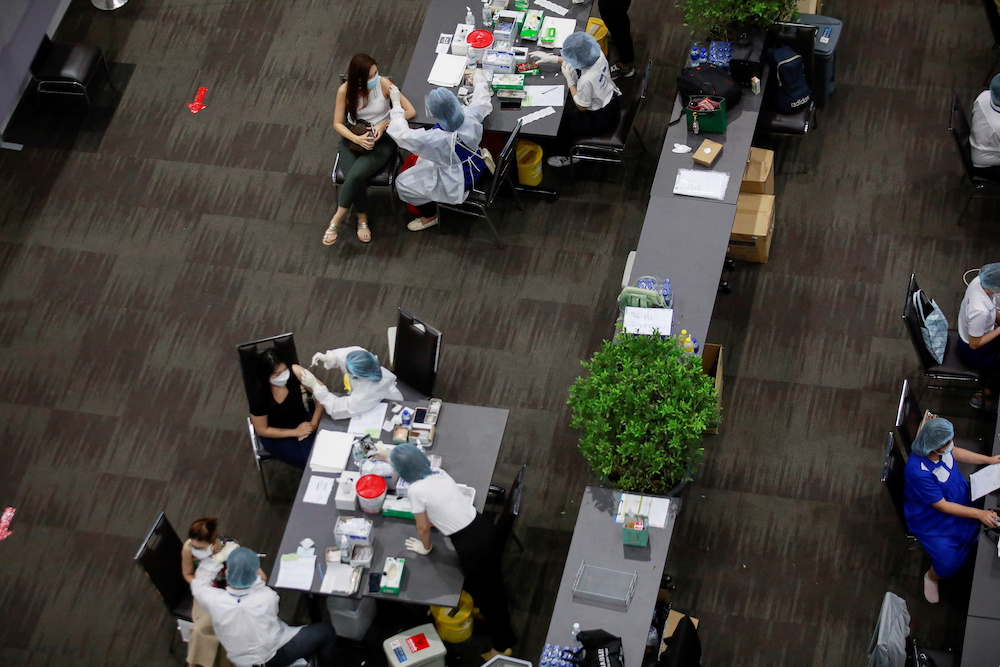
[391,443,432,482]
[346,350,383,381]
[561,32,601,70]
[427,88,465,132]
[980,262,1000,292]
[226,547,260,588]
[991,74,1000,106]
[912,418,955,457]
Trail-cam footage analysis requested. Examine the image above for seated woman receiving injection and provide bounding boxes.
[249,347,324,469]
[299,346,403,419]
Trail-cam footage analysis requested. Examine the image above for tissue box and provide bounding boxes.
[382,495,415,519]
[520,10,544,40]
[334,516,373,546]
[381,557,405,594]
[335,471,360,511]
[451,24,474,55]
[492,74,525,90]
[483,49,515,74]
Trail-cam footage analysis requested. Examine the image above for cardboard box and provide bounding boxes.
[701,344,723,434]
[692,138,723,166]
[740,147,774,195]
[728,193,775,263]
[796,0,821,14]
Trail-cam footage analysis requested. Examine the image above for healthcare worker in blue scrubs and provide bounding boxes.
[904,418,1000,603]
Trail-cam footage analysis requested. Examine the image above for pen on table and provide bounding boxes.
[316,561,324,579]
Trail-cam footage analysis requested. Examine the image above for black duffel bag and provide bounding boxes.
[676,64,742,110]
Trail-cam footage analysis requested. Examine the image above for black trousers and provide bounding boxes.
[598,0,634,65]
[449,513,517,650]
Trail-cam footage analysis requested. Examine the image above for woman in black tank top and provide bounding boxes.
[249,348,325,469]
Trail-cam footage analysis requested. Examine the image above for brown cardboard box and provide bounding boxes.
[740,147,774,195]
[692,138,723,166]
[701,344,723,434]
[728,193,775,263]
[796,0,821,13]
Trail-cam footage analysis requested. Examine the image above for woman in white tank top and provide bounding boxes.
[324,54,416,246]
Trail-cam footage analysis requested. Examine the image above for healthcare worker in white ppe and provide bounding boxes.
[386,71,494,232]
[301,347,404,420]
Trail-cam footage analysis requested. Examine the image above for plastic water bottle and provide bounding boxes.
[466,5,476,26]
[482,0,492,26]
[689,45,700,68]
[661,278,672,307]
[571,622,580,640]
[699,47,708,65]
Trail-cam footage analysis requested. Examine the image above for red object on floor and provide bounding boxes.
[187,87,208,113]
[0,507,15,541]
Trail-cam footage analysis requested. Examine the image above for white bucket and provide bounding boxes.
[356,474,387,514]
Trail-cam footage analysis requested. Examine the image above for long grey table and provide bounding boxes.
[399,0,593,135]
[961,421,1000,666]
[627,76,768,347]
[272,400,508,611]
[544,486,681,667]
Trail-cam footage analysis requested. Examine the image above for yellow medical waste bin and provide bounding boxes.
[516,141,543,186]
[430,590,474,643]
[586,17,609,55]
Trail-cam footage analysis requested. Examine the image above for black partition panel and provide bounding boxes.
[0,0,65,133]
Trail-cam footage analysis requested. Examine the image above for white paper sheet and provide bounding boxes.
[347,402,389,436]
[537,17,577,48]
[615,493,671,529]
[303,475,335,505]
[428,53,467,87]
[524,85,565,107]
[534,0,569,16]
[518,106,556,126]
[309,430,354,473]
[971,463,1000,500]
[623,306,673,336]
[275,554,317,590]
[673,168,730,201]
[319,562,361,594]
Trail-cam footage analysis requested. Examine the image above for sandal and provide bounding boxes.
[357,221,372,243]
[322,223,339,246]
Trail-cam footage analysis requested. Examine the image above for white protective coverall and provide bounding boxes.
[312,346,404,420]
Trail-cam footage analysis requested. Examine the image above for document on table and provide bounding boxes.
[623,306,673,336]
[537,17,577,48]
[518,106,556,126]
[348,402,389,436]
[971,463,1000,500]
[524,85,565,107]
[303,475,335,505]
[673,168,730,201]
[309,430,354,474]
[275,553,317,590]
[615,493,671,529]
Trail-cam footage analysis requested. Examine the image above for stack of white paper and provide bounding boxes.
[428,53,467,87]
[275,554,317,590]
[347,402,389,437]
[309,430,354,474]
[673,168,730,201]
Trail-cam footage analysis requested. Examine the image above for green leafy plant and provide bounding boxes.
[568,330,720,496]
[677,0,797,41]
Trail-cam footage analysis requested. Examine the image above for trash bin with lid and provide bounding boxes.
[383,623,448,667]
[798,13,842,108]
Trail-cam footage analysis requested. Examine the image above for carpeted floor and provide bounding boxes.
[2,0,1000,665]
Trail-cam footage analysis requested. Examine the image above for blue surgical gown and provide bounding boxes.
[903,451,979,578]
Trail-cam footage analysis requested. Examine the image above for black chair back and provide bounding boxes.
[985,0,1000,48]
[894,379,923,457]
[482,120,523,207]
[950,92,979,181]
[134,512,193,622]
[768,23,817,91]
[880,432,912,538]
[495,465,525,553]
[901,274,938,375]
[611,60,651,149]
[393,308,442,397]
[236,332,300,411]
[660,614,702,667]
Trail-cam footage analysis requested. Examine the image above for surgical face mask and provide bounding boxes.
[190,544,213,560]
[942,442,954,456]
[367,74,380,90]
[270,369,290,386]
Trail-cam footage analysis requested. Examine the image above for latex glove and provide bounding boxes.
[530,50,560,65]
[405,537,432,555]
[311,351,336,370]
[298,367,323,392]
[561,61,579,85]
[472,69,487,86]
[214,542,239,563]
[389,84,401,107]
[372,443,391,462]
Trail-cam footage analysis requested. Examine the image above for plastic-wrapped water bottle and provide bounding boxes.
[699,47,708,65]
[661,278,672,308]
[689,45,700,68]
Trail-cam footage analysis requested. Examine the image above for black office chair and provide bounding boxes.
[901,274,985,391]
[569,60,653,180]
[438,120,524,248]
[236,333,310,496]
[895,379,988,466]
[756,23,818,137]
[30,35,112,111]
[659,614,702,667]
[389,308,442,398]
[880,431,924,572]
[134,512,193,652]
[332,150,400,215]
[983,0,1000,85]
[495,465,525,553]
[948,92,1000,225]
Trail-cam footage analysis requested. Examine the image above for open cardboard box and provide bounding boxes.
[702,344,723,434]
[740,147,774,195]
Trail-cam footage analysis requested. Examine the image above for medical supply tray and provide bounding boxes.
[571,561,638,610]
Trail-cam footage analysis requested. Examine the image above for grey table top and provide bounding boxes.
[399,0,593,136]
[961,615,1000,667]
[272,400,509,607]
[652,85,767,204]
[629,195,734,347]
[544,486,681,667]
[963,421,1000,665]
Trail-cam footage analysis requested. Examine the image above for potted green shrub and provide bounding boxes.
[568,330,720,496]
[677,0,797,41]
